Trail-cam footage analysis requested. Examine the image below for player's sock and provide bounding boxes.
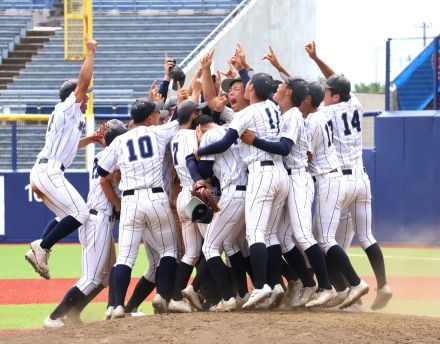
[107,267,115,308]
[71,283,105,317]
[327,245,361,287]
[172,262,193,301]
[40,215,82,250]
[229,252,249,297]
[249,243,267,289]
[156,256,176,301]
[50,286,86,320]
[305,244,332,290]
[192,257,208,292]
[325,254,347,291]
[283,247,316,288]
[365,243,387,289]
[243,255,254,286]
[125,276,155,312]
[207,256,234,301]
[113,264,132,307]
[266,244,283,288]
[41,218,59,240]
[281,258,299,282]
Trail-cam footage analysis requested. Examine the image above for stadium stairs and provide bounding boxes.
[392,38,440,110]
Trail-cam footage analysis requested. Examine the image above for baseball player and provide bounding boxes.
[25,37,101,279]
[97,99,179,317]
[186,114,249,311]
[305,41,392,309]
[43,120,127,329]
[167,99,206,313]
[240,72,337,307]
[196,73,289,309]
[298,80,369,308]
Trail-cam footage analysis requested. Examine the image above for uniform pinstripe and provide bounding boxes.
[200,126,248,260]
[171,129,203,266]
[30,92,89,225]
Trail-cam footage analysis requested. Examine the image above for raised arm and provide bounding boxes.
[262,46,291,77]
[304,41,335,79]
[74,36,97,103]
[200,49,223,111]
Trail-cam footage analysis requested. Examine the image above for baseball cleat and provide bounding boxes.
[339,279,369,309]
[305,287,337,308]
[342,298,364,312]
[291,286,316,308]
[242,284,272,309]
[282,279,302,308]
[111,305,125,319]
[371,284,393,310]
[209,297,237,312]
[267,284,285,308]
[236,293,250,309]
[326,287,349,308]
[105,306,114,320]
[182,285,203,311]
[152,294,168,314]
[43,315,64,329]
[26,240,51,279]
[168,299,192,313]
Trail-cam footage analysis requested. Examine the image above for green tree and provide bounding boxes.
[354,82,384,94]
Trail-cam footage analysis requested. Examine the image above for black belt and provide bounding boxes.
[312,168,338,182]
[236,185,246,191]
[123,187,164,197]
[90,208,115,221]
[260,160,274,166]
[39,158,65,172]
[286,167,309,175]
[342,168,366,175]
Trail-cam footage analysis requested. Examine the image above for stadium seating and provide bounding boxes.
[0,0,55,10]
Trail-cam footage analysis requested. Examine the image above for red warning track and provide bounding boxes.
[1,276,439,305]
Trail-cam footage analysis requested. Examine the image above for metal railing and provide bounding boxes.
[385,35,440,111]
[179,0,251,69]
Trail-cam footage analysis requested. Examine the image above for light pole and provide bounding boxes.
[415,22,432,47]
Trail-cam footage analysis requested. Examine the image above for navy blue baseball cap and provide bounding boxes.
[250,73,275,100]
[324,74,351,97]
[131,98,163,123]
[280,73,309,106]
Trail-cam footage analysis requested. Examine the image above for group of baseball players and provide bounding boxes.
[24,36,393,328]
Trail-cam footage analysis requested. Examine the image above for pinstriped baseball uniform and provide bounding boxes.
[219,106,235,123]
[277,107,316,253]
[305,110,346,253]
[322,94,376,250]
[98,121,179,269]
[228,99,289,247]
[200,126,248,260]
[30,92,89,225]
[171,129,203,266]
[76,149,118,295]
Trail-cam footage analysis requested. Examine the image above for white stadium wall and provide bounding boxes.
[183,0,317,83]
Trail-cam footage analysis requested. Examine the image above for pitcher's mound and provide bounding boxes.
[3,310,440,344]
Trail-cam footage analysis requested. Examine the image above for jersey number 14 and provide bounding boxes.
[341,110,361,136]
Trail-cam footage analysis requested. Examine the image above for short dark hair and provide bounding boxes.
[329,88,351,102]
[192,114,214,129]
[307,81,325,108]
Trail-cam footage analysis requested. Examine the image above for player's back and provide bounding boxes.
[170,129,198,187]
[107,121,178,191]
[201,126,247,188]
[323,94,363,169]
[305,110,340,176]
[37,93,85,168]
[280,107,308,170]
[231,99,283,166]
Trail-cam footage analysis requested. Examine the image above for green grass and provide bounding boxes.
[0,303,154,330]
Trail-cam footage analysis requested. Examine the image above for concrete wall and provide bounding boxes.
[183,0,317,83]
[357,93,385,112]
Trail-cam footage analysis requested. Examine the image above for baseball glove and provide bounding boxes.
[191,181,220,213]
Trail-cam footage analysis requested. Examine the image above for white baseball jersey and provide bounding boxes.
[201,126,248,189]
[279,107,309,170]
[170,129,198,187]
[220,106,235,123]
[89,149,121,216]
[98,121,179,191]
[229,99,283,166]
[37,92,85,168]
[321,94,363,170]
[304,110,340,176]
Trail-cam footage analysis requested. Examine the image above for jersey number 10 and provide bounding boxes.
[127,136,153,162]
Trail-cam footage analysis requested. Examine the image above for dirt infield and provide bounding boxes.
[2,311,440,344]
